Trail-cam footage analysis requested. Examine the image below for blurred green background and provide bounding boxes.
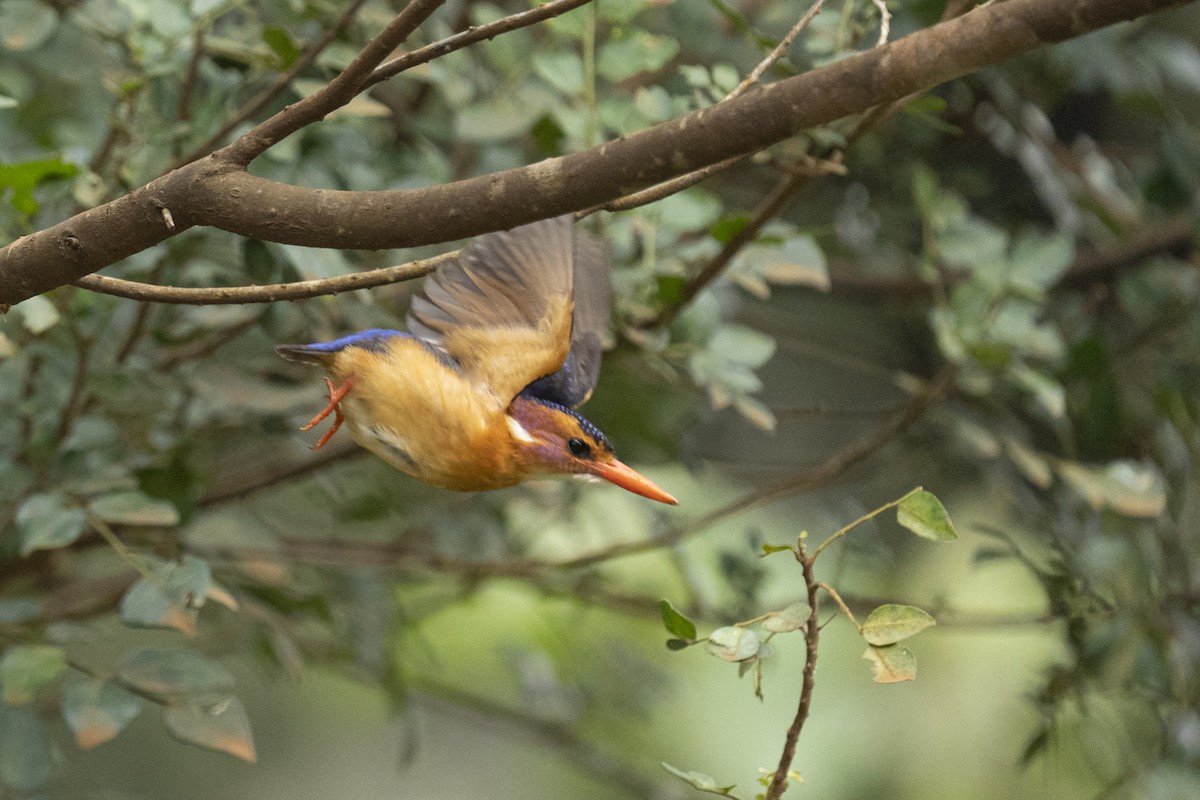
[2,0,1199,798]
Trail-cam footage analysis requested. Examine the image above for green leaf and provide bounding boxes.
[0,156,78,214]
[762,602,812,634]
[711,213,752,244]
[732,395,776,432]
[0,705,53,791]
[861,605,936,646]
[1009,230,1074,292]
[1057,460,1167,518]
[10,294,59,334]
[262,26,299,69]
[905,94,947,115]
[759,234,830,291]
[705,626,760,662]
[656,274,686,306]
[760,543,795,556]
[120,556,213,635]
[117,648,234,705]
[657,188,723,232]
[665,638,692,651]
[89,490,180,527]
[1011,363,1066,419]
[659,599,697,640]
[1004,439,1054,489]
[679,64,712,89]
[533,51,584,95]
[0,645,66,704]
[164,697,257,763]
[709,325,776,369]
[633,85,672,122]
[596,0,644,24]
[896,490,958,541]
[16,493,85,556]
[661,762,737,796]
[455,84,554,142]
[862,644,917,684]
[62,677,143,750]
[596,31,679,82]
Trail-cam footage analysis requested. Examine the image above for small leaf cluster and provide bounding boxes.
[661,597,812,701]
[917,167,1074,421]
[660,489,957,798]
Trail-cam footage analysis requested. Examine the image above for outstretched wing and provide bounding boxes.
[521,230,611,408]
[406,216,577,406]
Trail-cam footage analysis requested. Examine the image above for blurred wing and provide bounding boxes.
[406,216,575,404]
[522,231,611,408]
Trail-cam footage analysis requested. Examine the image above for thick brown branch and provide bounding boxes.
[0,0,1187,308]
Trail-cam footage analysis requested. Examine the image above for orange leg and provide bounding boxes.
[300,377,354,450]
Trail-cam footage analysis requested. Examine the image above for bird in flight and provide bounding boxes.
[276,215,677,505]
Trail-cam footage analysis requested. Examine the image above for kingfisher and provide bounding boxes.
[275,215,678,505]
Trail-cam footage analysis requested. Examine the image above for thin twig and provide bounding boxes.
[75,251,456,304]
[585,156,748,216]
[810,488,916,559]
[589,1,824,219]
[15,351,41,465]
[177,28,206,127]
[220,0,448,165]
[872,0,892,47]
[764,545,820,800]
[648,61,928,330]
[816,581,862,632]
[84,511,154,580]
[731,0,826,98]
[113,257,168,363]
[156,309,267,370]
[53,321,93,447]
[649,170,806,329]
[365,0,596,90]
[173,0,371,169]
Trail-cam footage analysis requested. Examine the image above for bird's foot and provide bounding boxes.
[300,377,353,449]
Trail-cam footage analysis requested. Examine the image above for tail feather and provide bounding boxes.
[274,343,335,366]
[275,328,406,366]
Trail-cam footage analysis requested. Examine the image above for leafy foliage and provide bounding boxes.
[0,0,1197,798]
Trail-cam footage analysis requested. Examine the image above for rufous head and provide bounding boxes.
[507,396,678,505]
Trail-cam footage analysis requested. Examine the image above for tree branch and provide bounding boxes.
[764,546,820,800]
[74,250,456,304]
[0,0,1186,309]
[364,0,597,91]
[172,0,371,169]
[218,0,448,165]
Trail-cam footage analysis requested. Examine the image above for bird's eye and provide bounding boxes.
[567,437,591,458]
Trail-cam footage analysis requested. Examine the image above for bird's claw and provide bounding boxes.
[300,377,353,449]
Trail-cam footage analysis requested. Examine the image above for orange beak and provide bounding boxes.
[588,458,678,505]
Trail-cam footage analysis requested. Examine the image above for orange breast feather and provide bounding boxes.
[328,337,526,491]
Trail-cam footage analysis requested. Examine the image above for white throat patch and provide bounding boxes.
[506,415,536,444]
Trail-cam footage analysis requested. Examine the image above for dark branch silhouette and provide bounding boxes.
[0,0,1186,309]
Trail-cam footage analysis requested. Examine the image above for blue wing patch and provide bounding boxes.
[275,328,406,365]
